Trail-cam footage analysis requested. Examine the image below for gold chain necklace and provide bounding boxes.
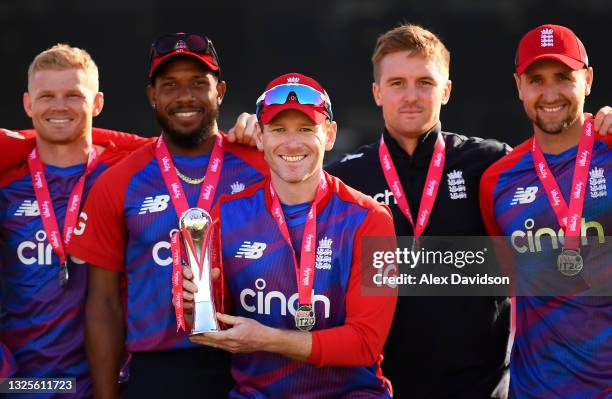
[174,167,205,185]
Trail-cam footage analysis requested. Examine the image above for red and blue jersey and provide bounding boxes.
[0,142,130,398]
[68,138,267,353]
[215,172,396,398]
[0,341,16,378]
[480,135,612,398]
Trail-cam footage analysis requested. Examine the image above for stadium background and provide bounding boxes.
[0,0,609,159]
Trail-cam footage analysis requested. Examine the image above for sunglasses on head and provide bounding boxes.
[149,33,220,71]
[255,83,333,120]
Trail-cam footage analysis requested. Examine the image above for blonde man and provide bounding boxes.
[0,44,147,397]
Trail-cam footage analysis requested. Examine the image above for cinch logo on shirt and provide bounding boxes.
[510,217,605,253]
[152,229,180,267]
[510,186,539,205]
[372,189,397,206]
[14,200,40,217]
[235,241,267,259]
[73,212,88,236]
[239,278,331,318]
[17,230,85,265]
[139,195,170,215]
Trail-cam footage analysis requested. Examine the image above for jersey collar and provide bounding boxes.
[382,122,442,166]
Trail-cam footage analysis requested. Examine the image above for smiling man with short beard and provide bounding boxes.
[481,24,612,399]
[68,33,268,398]
[149,55,222,151]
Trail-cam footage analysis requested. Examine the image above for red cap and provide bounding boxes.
[515,24,588,75]
[258,73,331,124]
[149,39,219,79]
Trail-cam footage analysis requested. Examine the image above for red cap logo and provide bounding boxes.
[515,24,588,75]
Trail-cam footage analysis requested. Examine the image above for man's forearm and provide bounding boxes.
[264,328,312,362]
[85,292,125,398]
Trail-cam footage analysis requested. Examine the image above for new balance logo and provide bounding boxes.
[340,153,364,162]
[510,186,538,205]
[14,200,40,216]
[138,195,170,214]
[235,241,267,259]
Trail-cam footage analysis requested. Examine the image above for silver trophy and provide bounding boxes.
[180,207,220,334]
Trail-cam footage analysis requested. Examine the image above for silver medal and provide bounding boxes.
[59,261,69,287]
[295,304,315,331]
[557,248,583,277]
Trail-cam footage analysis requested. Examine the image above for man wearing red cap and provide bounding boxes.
[480,24,612,398]
[0,37,261,396]
[182,73,398,398]
[68,33,267,398]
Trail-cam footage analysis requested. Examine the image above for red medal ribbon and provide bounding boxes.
[531,118,595,250]
[156,134,224,331]
[28,146,100,268]
[170,232,186,331]
[155,134,224,215]
[267,173,328,308]
[378,132,446,238]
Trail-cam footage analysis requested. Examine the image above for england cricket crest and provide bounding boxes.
[315,236,333,270]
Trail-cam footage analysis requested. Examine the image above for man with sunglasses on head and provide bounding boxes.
[68,33,267,398]
[182,72,397,398]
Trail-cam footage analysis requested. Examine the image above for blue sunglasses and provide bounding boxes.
[255,84,333,121]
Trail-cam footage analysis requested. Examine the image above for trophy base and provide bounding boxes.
[191,301,220,335]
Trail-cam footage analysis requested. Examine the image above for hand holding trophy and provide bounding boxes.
[173,208,220,334]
